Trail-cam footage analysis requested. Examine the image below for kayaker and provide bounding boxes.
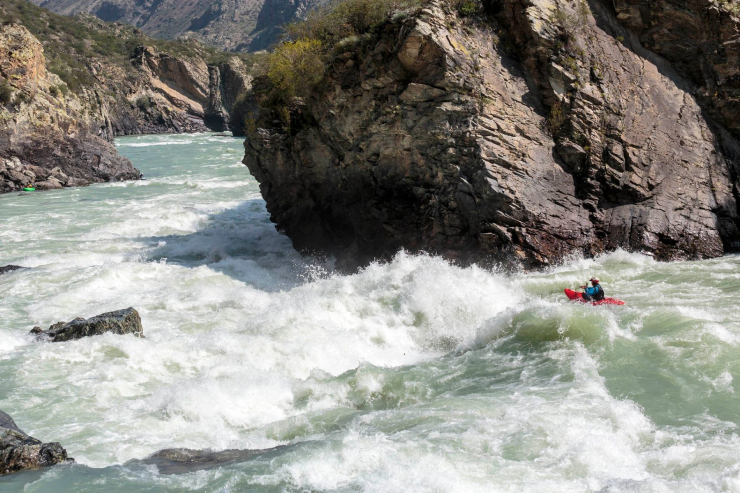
[580,277,605,302]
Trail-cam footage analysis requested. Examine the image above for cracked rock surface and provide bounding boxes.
[245,0,740,270]
[0,410,71,476]
[31,307,144,342]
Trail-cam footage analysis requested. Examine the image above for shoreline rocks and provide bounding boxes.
[0,24,141,195]
[31,308,144,342]
[0,410,71,476]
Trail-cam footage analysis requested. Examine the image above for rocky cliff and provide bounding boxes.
[0,0,256,193]
[32,0,328,52]
[0,23,138,193]
[244,0,740,269]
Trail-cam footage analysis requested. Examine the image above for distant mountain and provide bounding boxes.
[30,0,327,52]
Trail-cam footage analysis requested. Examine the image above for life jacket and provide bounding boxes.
[592,284,605,301]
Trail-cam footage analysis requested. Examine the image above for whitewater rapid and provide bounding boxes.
[1,133,739,492]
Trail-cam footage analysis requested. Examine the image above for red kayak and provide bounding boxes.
[564,289,625,306]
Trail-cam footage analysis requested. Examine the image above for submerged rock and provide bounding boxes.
[141,445,291,474]
[0,265,23,276]
[31,307,144,342]
[0,410,71,476]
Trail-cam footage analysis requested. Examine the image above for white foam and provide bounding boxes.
[2,134,739,491]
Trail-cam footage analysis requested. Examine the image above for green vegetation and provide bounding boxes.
[267,39,325,102]
[547,101,568,134]
[286,0,425,49]
[452,0,482,17]
[253,0,491,129]
[135,95,152,111]
[13,90,31,105]
[0,79,12,105]
[550,0,591,42]
[0,0,257,93]
[254,0,431,129]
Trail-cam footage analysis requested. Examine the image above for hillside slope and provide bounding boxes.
[0,0,256,193]
[31,0,327,52]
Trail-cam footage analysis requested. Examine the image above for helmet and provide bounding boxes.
[590,277,600,284]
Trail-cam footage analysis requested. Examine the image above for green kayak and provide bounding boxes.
[23,187,35,192]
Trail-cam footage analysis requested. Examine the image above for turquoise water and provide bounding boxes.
[1,133,739,492]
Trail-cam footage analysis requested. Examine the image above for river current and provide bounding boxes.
[1,133,739,492]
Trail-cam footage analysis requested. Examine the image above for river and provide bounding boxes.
[1,133,739,492]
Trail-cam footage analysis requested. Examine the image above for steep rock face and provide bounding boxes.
[33,0,328,52]
[94,44,253,136]
[0,0,256,194]
[612,0,740,139]
[245,0,740,269]
[205,59,255,133]
[0,410,71,476]
[0,24,139,193]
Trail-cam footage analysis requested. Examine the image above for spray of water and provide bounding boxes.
[1,134,738,492]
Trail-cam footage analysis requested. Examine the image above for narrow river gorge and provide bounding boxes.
[1,133,739,492]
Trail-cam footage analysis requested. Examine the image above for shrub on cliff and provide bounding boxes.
[135,95,152,111]
[550,0,591,42]
[260,0,428,127]
[287,0,425,47]
[0,80,11,105]
[267,39,325,102]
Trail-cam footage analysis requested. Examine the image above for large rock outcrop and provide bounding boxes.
[0,410,71,476]
[245,0,740,269]
[0,24,139,194]
[133,46,253,134]
[31,307,144,342]
[0,1,256,194]
[612,0,740,140]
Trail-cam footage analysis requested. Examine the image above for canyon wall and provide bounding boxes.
[0,1,255,193]
[244,0,740,269]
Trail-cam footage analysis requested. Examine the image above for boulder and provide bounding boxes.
[0,410,71,475]
[141,445,290,475]
[0,265,23,276]
[31,307,144,342]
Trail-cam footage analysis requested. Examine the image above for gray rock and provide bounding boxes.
[244,0,740,270]
[0,265,23,276]
[140,445,294,474]
[0,409,71,476]
[32,307,144,342]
